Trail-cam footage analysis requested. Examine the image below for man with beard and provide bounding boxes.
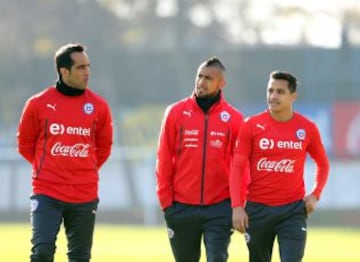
[156,57,246,262]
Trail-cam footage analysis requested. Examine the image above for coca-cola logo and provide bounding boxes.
[50,142,90,157]
[256,157,295,173]
[184,129,199,136]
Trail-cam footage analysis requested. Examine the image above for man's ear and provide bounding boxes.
[220,79,226,89]
[60,67,69,78]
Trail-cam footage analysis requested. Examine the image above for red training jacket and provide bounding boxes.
[156,93,244,210]
[17,86,113,203]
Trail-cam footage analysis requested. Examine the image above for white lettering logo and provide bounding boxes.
[49,123,91,136]
[210,139,223,148]
[257,157,295,173]
[184,129,199,136]
[49,123,65,135]
[210,131,225,137]
[50,142,90,157]
[259,138,274,149]
[259,138,302,150]
[184,138,198,142]
[184,144,198,148]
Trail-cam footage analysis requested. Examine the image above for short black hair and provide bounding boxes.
[203,57,226,71]
[269,70,298,93]
[54,43,86,76]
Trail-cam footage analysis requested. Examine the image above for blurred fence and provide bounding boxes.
[1,146,360,226]
[0,146,159,224]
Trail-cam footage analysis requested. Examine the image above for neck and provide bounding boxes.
[195,91,221,113]
[269,109,294,122]
[56,79,85,96]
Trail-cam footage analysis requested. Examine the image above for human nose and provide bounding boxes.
[85,66,90,76]
[198,76,206,86]
[269,91,278,99]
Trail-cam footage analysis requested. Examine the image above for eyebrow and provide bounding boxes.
[198,72,213,80]
[267,86,287,92]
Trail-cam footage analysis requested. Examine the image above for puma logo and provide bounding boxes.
[183,111,191,117]
[46,103,56,111]
[256,124,265,130]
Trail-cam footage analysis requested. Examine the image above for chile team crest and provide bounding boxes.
[220,111,230,122]
[296,129,306,140]
[83,103,94,115]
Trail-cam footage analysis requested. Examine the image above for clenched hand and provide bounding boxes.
[232,206,248,233]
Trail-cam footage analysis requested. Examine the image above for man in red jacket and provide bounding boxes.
[17,43,113,262]
[230,71,330,262]
[156,57,245,262]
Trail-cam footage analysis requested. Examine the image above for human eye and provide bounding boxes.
[205,75,213,81]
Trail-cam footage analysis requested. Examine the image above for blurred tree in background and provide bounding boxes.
[1,0,360,147]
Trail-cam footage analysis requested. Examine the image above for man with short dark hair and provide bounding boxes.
[230,71,330,262]
[156,57,246,262]
[17,43,113,262]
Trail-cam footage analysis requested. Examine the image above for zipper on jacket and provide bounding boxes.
[200,113,209,204]
[35,119,48,178]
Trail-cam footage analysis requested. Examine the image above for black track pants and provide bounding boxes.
[164,199,233,262]
[245,200,307,262]
[30,194,98,262]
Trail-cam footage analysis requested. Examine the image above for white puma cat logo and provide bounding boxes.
[256,124,265,130]
[46,103,56,111]
[183,111,191,117]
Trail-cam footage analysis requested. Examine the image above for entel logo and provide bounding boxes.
[210,131,225,137]
[259,138,303,150]
[49,123,91,136]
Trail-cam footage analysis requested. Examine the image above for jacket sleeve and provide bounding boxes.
[230,119,252,208]
[230,112,243,157]
[95,102,113,169]
[307,123,330,200]
[17,98,39,163]
[156,105,177,210]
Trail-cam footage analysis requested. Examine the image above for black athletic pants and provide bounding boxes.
[164,199,233,262]
[30,194,98,262]
[245,200,307,262]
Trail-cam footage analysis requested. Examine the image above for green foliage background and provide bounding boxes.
[118,105,166,147]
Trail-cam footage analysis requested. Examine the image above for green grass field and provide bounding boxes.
[1,223,359,261]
